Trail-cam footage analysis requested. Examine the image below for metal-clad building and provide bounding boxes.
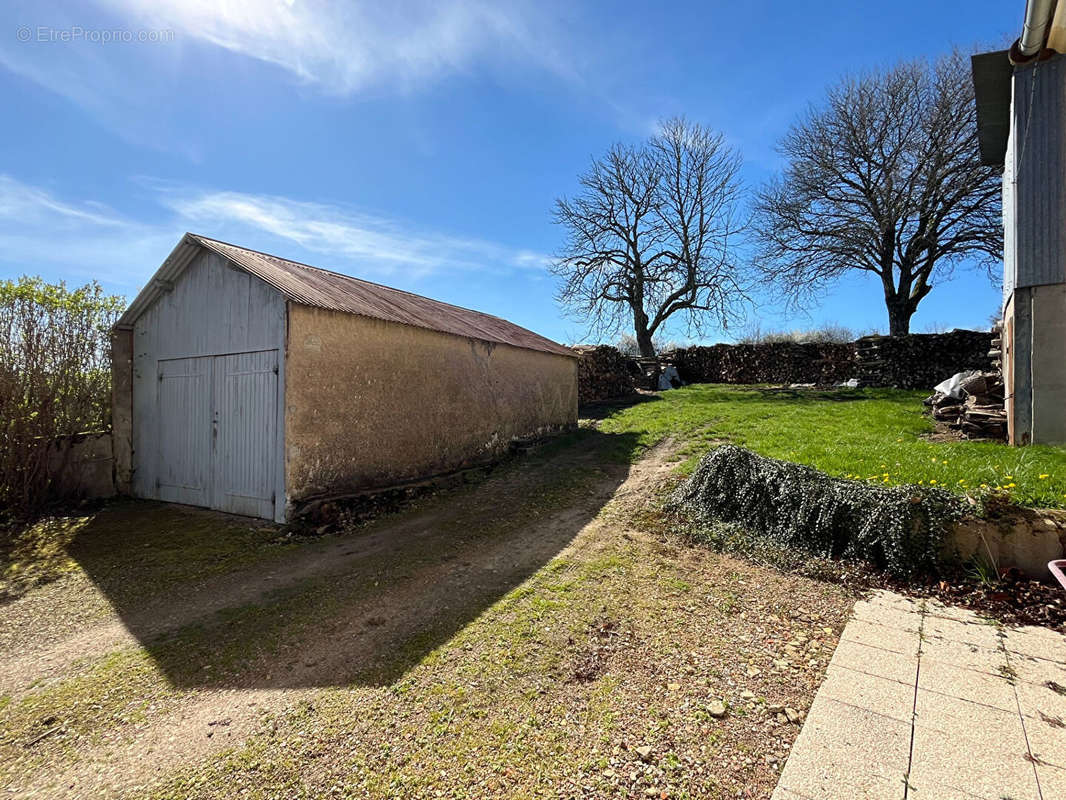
[112,234,578,521]
[974,24,1066,444]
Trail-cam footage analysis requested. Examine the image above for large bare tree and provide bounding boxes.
[752,52,1002,336]
[552,118,746,357]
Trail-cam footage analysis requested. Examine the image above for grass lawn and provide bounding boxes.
[595,385,1066,508]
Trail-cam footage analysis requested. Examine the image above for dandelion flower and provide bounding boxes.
[1039,474,1049,480]
[930,479,938,485]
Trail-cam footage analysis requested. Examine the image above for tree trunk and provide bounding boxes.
[635,328,656,357]
[885,296,914,336]
[632,304,656,357]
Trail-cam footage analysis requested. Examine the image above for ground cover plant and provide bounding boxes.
[594,384,1066,508]
[669,445,966,578]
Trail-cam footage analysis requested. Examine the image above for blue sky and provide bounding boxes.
[0,0,1017,345]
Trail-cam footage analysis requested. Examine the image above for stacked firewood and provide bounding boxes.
[924,372,1007,441]
[670,342,855,385]
[573,345,637,404]
[855,331,994,389]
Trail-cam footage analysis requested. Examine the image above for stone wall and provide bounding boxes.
[47,432,115,500]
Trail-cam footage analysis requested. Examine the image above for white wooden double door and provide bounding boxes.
[155,349,279,519]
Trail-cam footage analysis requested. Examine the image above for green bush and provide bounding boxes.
[0,277,123,513]
[669,444,967,578]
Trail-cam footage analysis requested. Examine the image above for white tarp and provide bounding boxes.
[658,365,682,391]
[933,370,981,400]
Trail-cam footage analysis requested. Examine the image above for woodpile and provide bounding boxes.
[924,372,1007,441]
[574,329,997,404]
[670,342,855,385]
[854,331,994,390]
[573,345,637,403]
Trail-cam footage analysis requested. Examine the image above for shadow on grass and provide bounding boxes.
[580,392,662,421]
[62,428,641,689]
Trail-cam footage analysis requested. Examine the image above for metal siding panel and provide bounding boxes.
[211,350,278,519]
[1013,288,1035,444]
[1003,122,1017,306]
[130,250,286,513]
[156,356,212,506]
[1013,56,1066,288]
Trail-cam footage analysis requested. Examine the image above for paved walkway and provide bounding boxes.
[772,590,1066,800]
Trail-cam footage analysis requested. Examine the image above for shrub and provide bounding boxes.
[668,444,967,578]
[0,277,123,513]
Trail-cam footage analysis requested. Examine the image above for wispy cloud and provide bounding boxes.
[0,175,178,286]
[157,184,551,278]
[0,175,550,291]
[104,0,577,95]
[0,0,577,136]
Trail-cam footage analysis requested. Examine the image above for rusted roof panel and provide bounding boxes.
[119,233,574,358]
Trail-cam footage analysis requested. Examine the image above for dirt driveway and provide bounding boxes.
[1,428,856,799]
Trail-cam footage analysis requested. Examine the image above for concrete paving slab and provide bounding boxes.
[1018,680,1066,770]
[918,657,1018,711]
[922,613,1003,652]
[830,638,920,685]
[923,598,985,623]
[1009,650,1066,688]
[772,591,1066,800]
[1005,624,1066,665]
[1027,712,1066,770]
[1037,763,1066,800]
[914,687,1023,734]
[841,617,921,656]
[908,721,1040,800]
[851,599,923,633]
[772,698,909,800]
[919,634,1007,675]
[818,663,915,723]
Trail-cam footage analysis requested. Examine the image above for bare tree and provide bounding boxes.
[552,118,746,357]
[752,52,1002,336]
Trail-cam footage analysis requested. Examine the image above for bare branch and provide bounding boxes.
[751,51,1002,335]
[551,118,749,356]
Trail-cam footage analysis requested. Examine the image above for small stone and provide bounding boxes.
[667,682,681,691]
[785,707,804,724]
[707,700,728,718]
[746,666,761,678]
[740,690,755,701]
[775,712,788,724]
[635,745,653,761]
[767,704,784,714]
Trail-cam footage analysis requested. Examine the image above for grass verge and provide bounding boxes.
[594,385,1066,508]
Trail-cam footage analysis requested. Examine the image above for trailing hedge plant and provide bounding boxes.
[669,444,967,578]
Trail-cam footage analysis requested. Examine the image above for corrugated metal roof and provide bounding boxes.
[117,233,575,358]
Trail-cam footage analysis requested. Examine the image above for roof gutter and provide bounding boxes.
[1011,0,1058,63]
